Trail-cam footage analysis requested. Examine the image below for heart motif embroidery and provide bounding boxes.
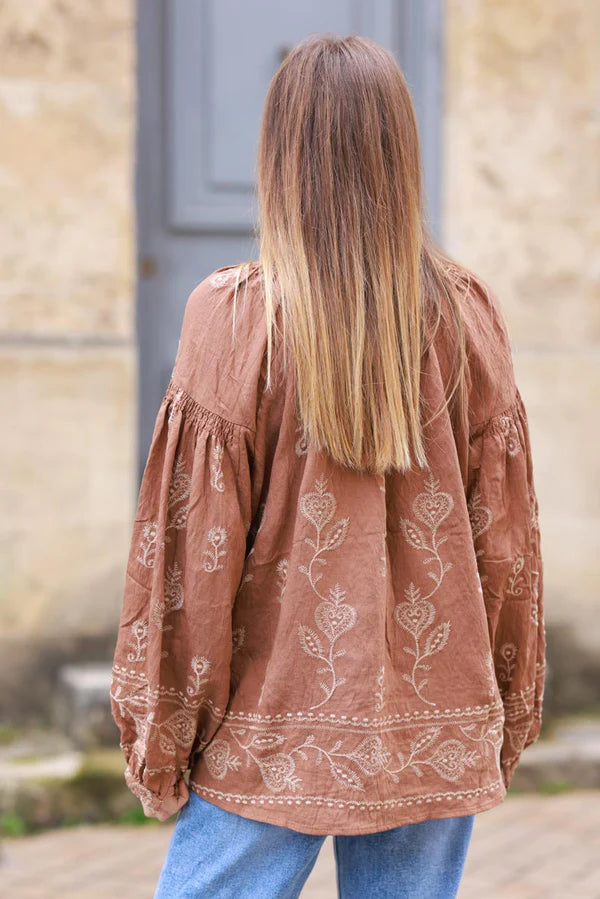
[394,599,436,637]
[467,492,492,540]
[315,601,357,642]
[161,709,196,748]
[413,490,453,530]
[300,490,336,531]
[348,735,388,775]
[204,738,234,780]
[257,752,298,792]
[429,739,477,782]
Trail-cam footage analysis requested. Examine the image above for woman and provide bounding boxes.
[110,34,545,898]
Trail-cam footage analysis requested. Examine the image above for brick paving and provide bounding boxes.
[1,792,598,898]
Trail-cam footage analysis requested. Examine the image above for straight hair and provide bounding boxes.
[237,34,492,476]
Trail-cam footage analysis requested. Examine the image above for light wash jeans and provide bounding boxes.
[154,788,474,898]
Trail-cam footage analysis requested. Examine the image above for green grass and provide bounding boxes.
[0,811,27,837]
[537,780,576,796]
[0,722,21,746]
[115,806,162,827]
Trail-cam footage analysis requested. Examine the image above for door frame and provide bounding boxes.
[134,0,444,479]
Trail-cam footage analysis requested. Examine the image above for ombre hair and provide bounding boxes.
[245,34,485,476]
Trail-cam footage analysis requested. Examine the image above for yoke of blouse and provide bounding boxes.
[110,261,546,836]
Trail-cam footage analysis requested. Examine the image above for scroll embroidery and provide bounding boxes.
[205,725,486,795]
[394,474,453,705]
[136,452,192,570]
[374,664,386,712]
[210,442,225,492]
[297,475,355,709]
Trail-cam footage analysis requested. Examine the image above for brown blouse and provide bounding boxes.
[110,260,546,836]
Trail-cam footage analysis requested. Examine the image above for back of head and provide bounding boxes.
[256,34,473,476]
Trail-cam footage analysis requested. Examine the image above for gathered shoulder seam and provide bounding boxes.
[468,389,521,442]
[164,380,256,439]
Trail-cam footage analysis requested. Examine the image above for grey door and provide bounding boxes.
[136,0,443,478]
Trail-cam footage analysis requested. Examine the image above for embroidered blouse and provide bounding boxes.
[110,260,546,836]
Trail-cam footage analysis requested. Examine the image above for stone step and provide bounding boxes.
[511,719,600,791]
[51,663,116,749]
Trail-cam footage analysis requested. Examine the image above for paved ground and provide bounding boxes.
[1,792,599,898]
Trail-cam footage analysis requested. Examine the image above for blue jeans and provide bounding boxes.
[154,789,474,898]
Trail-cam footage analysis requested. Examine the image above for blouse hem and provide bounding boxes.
[186,779,508,837]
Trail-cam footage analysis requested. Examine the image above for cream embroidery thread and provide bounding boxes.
[204,723,487,795]
[210,442,225,492]
[136,451,192,570]
[374,664,386,712]
[276,559,288,602]
[203,526,228,572]
[127,619,148,663]
[298,475,354,709]
[394,474,453,706]
[506,557,526,596]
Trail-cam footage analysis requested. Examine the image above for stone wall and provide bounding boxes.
[0,1,136,715]
[443,0,600,663]
[1,1,597,719]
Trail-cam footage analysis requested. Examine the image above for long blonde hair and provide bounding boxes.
[252,34,478,476]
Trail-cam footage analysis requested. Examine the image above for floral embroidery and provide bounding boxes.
[394,474,453,705]
[188,656,212,695]
[297,475,354,709]
[212,723,486,796]
[111,656,210,768]
[531,570,540,626]
[202,526,228,572]
[506,557,526,596]
[467,488,492,541]
[459,719,504,767]
[497,643,518,685]
[150,562,185,631]
[374,664,386,712]
[127,619,148,663]
[276,558,288,602]
[229,729,300,792]
[395,729,479,783]
[503,685,535,723]
[530,487,540,531]
[500,413,521,456]
[204,739,242,780]
[210,442,225,492]
[501,683,538,767]
[483,651,498,700]
[137,522,160,568]
[168,455,192,528]
[298,584,357,709]
[136,452,192,570]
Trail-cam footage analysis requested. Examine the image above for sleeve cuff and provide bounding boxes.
[124,764,190,822]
